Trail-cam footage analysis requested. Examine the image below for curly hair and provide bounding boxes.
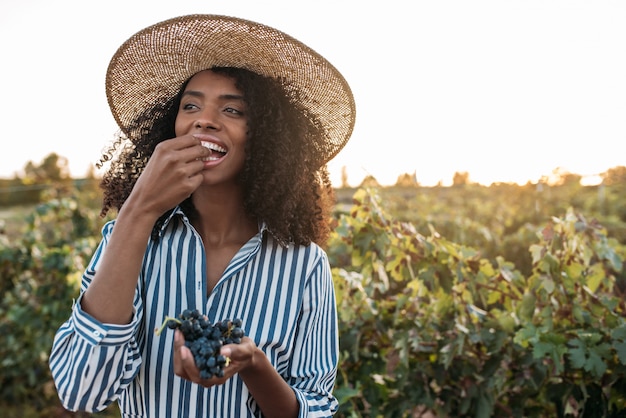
[98,67,336,246]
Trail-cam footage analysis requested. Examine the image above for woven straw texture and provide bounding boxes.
[106,14,356,164]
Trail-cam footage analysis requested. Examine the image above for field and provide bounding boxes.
[0,205,31,240]
[1,179,626,417]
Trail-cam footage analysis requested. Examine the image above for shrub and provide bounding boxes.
[0,196,111,416]
[2,186,625,417]
[330,188,626,417]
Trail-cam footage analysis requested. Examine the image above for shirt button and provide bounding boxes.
[94,330,101,337]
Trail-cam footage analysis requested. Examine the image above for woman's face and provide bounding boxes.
[175,70,248,185]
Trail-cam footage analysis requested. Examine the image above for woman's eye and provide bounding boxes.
[225,107,244,116]
[182,103,199,110]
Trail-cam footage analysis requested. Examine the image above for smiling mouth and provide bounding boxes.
[201,141,227,161]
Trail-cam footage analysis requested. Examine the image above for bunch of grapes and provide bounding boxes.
[156,308,245,379]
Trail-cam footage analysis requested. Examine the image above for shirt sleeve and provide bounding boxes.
[288,248,340,417]
[48,221,143,413]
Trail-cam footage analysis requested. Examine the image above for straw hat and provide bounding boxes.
[106,14,356,165]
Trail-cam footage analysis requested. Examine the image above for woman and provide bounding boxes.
[49,14,355,418]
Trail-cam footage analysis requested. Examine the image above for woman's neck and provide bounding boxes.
[190,185,257,248]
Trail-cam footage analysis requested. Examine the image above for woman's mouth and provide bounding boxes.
[201,141,227,161]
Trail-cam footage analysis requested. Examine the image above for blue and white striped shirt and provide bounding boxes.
[49,207,339,417]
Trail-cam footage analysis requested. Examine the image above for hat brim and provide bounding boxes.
[106,14,356,164]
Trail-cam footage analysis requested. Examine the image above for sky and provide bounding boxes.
[1,0,625,186]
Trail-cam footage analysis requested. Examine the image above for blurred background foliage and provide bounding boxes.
[1,154,625,417]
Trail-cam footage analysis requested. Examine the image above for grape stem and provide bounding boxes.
[154,316,181,336]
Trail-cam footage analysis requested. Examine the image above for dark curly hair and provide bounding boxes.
[98,67,336,246]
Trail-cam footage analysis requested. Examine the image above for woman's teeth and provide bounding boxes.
[201,141,227,161]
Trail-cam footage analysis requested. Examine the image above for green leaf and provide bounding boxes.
[530,244,545,264]
[540,275,555,294]
[567,337,611,377]
[585,348,608,377]
[334,384,362,405]
[568,338,587,369]
[533,341,556,360]
[519,292,536,321]
[514,324,538,348]
[585,263,605,293]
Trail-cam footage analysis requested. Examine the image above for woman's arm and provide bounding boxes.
[81,136,208,324]
[49,224,144,412]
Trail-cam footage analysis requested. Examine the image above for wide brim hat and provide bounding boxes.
[106,14,356,165]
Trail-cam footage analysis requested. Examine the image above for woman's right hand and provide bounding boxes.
[126,135,210,217]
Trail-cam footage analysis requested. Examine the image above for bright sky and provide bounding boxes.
[1,0,625,186]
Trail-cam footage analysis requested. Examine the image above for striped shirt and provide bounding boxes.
[49,207,339,417]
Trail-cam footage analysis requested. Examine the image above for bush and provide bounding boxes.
[1,186,625,417]
[0,194,117,416]
[330,188,626,417]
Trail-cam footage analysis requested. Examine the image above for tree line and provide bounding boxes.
[3,153,626,208]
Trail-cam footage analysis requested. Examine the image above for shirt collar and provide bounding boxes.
[154,205,268,239]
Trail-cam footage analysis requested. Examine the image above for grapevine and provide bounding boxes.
[156,309,245,379]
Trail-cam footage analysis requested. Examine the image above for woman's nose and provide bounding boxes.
[195,109,221,130]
